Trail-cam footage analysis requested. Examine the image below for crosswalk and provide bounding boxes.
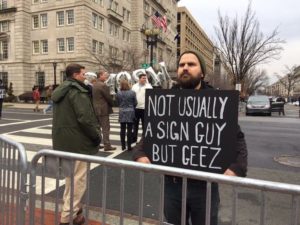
[2,113,142,194]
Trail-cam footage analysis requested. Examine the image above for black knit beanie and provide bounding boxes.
[178,50,206,77]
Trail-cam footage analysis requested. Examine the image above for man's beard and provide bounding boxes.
[177,73,202,89]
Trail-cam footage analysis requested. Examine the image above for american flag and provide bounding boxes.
[160,15,167,32]
[151,11,168,32]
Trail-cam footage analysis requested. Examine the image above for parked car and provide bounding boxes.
[246,95,272,116]
[18,91,34,102]
[292,101,299,106]
[18,89,47,103]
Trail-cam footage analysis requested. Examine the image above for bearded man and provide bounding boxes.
[133,50,248,225]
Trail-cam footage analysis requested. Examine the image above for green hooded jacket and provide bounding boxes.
[51,78,100,155]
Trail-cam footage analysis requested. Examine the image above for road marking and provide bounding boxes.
[4,111,47,116]
[2,134,53,146]
[0,118,52,127]
[0,118,26,121]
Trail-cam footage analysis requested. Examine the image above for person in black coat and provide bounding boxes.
[0,79,5,119]
[132,50,248,225]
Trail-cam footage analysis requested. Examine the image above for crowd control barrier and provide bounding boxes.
[28,149,300,225]
[0,135,28,225]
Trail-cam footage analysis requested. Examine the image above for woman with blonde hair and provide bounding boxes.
[116,79,137,150]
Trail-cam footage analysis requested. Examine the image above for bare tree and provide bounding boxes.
[214,2,284,93]
[87,39,143,73]
[276,65,300,99]
[243,68,269,96]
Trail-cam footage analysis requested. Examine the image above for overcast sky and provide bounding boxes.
[178,0,300,83]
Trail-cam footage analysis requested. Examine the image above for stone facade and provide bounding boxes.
[177,6,214,76]
[0,0,178,95]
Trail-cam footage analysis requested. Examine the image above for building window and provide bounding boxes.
[158,47,163,62]
[0,21,9,32]
[112,2,118,12]
[0,40,8,60]
[66,10,74,25]
[35,72,45,87]
[0,72,8,88]
[57,38,65,52]
[32,15,39,29]
[92,13,104,31]
[32,41,40,54]
[122,29,126,41]
[0,0,7,10]
[92,39,97,53]
[99,16,104,31]
[109,45,118,58]
[57,11,64,26]
[40,0,48,2]
[144,1,149,12]
[99,42,103,54]
[123,8,126,18]
[122,30,130,42]
[122,50,126,61]
[60,71,66,83]
[151,7,156,15]
[41,40,48,54]
[92,40,103,54]
[127,31,130,42]
[109,23,120,37]
[109,0,113,9]
[92,13,97,28]
[66,37,74,52]
[40,14,48,28]
[126,11,130,22]
[32,0,39,4]
[114,25,119,37]
[92,0,103,6]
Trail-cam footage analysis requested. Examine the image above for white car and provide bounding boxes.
[292,101,299,106]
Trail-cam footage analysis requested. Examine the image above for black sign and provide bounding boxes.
[143,89,239,174]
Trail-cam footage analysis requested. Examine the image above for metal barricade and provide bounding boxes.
[0,135,28,225]
[29,149,300,225]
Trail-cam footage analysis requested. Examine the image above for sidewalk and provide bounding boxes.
[4,102,47,109]
[3,102,120,112]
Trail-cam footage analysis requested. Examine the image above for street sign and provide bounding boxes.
[142,63,150,69]
[235,83,241,91]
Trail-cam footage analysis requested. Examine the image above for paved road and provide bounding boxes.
[1,104,300,225]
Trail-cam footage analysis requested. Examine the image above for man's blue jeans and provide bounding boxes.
[164,176,220,225]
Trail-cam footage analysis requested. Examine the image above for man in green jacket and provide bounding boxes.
[52,63,101,225]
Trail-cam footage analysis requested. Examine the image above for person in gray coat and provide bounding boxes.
[116,79,137,150]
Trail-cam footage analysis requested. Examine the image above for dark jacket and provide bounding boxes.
[0,84,5,99]
[132,80,248,177]
[92,80,114,117]
[52,78,101,155]
[116,90,137,123]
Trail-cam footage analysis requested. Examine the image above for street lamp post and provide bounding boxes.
[144,28,160,67]
[52,62,57,86]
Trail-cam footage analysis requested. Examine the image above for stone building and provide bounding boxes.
[0,0,178,95]
[176,6,214,76]
[266,67,300,99]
